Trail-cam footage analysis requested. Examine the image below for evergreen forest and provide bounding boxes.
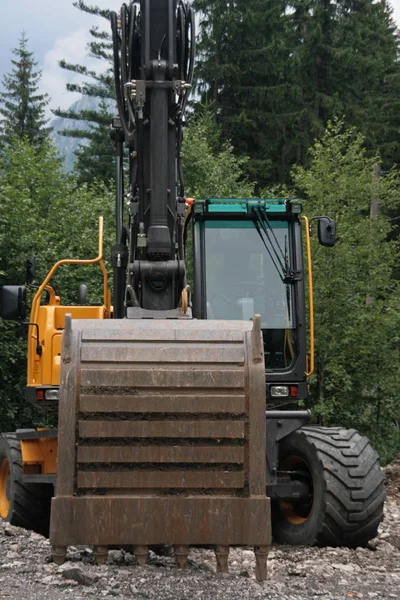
[0,1,399,464]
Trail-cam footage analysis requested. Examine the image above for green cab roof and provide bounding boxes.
[195,198,302,214]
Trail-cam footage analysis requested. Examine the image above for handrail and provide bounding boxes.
[301,215,314,378]
[28,218,110,381]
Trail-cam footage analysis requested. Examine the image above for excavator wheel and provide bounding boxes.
[0,433,53,536]
[271,426,385,547]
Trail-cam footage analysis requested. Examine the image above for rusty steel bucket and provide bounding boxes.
[50,315,271,579]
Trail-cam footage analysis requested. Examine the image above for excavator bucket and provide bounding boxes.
[50,315,271,579]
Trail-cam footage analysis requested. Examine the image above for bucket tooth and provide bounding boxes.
[134,545,149,566]
[174,545,189,569]
[93,545,108,565]
[215,545,229,573]
[254,545,269,581]
[51,545,67,565]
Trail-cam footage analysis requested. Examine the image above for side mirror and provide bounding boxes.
[26,256,36,283]
[317,217,336,247]
[1,286,27,320]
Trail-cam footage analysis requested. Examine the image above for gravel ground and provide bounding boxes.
[0,457,399,600]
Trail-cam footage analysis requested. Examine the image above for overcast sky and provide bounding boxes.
[0,0,400,120]
[0,0,122,118]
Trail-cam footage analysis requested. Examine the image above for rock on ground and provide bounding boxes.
[0,459,399,600]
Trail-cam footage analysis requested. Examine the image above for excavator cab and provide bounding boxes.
[192,198,308,401]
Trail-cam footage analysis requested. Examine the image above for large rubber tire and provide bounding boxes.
[0,433,53,536]
[271,426,386,547]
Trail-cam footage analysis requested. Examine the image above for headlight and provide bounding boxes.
[45,389,59,401]
[270,385,289,397]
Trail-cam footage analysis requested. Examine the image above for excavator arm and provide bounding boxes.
[110,0,195,316]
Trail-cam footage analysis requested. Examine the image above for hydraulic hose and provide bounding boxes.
[110,10,133,140]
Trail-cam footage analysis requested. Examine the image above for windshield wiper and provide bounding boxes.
[252,207,300,284]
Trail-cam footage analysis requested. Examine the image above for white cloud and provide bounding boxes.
[40,1,120,120]
[41,26,108,119]
[389,0,400,25]
[37,0,123,120]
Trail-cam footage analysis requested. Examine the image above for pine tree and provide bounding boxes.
[194,0,400,187]
[332,0,400,169]
[74,99,115,184]
[286,0,339,166]
[194,0,292,187]
[52,1,116,184]
[194,0,339,186]
[0,32,50,147]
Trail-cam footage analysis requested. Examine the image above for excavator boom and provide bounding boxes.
[110,0,194,317]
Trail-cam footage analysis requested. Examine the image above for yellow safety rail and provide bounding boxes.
[28,217,110,366]
[301,216,314,378]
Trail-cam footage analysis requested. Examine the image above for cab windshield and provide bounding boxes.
[204,219,296,370]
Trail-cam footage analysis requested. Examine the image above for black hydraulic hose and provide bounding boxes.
[174,2,195,195]
[183,205,192,252]
[110,10,133,139]
[186,7,195,85]
[128,2,137,81]
[137,110,145,219]
[183,2,189,73]
[181,4,195,114]
[120,4,137,131]
[130,157,138,192]
[177,2,186,81]
[120,4,129,94]
[177,123,184,198]
[112,12,125,113]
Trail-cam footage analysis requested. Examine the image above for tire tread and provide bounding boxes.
[0,433,53,536]
[272,426,385,547]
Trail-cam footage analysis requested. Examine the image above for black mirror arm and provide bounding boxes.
[308,216,319,236]
[23,322,42,356]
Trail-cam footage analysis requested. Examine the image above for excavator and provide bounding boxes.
[0,0,385,580]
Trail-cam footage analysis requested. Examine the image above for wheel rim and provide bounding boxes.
[0,458,11,518]
[279,455,313,525]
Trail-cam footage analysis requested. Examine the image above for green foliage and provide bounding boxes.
[0,136,113,433]
[0,33,50,148]
[182,109,254,198]
[0,137,62,430]
[73,100,116,185]
[293,120,400,463]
